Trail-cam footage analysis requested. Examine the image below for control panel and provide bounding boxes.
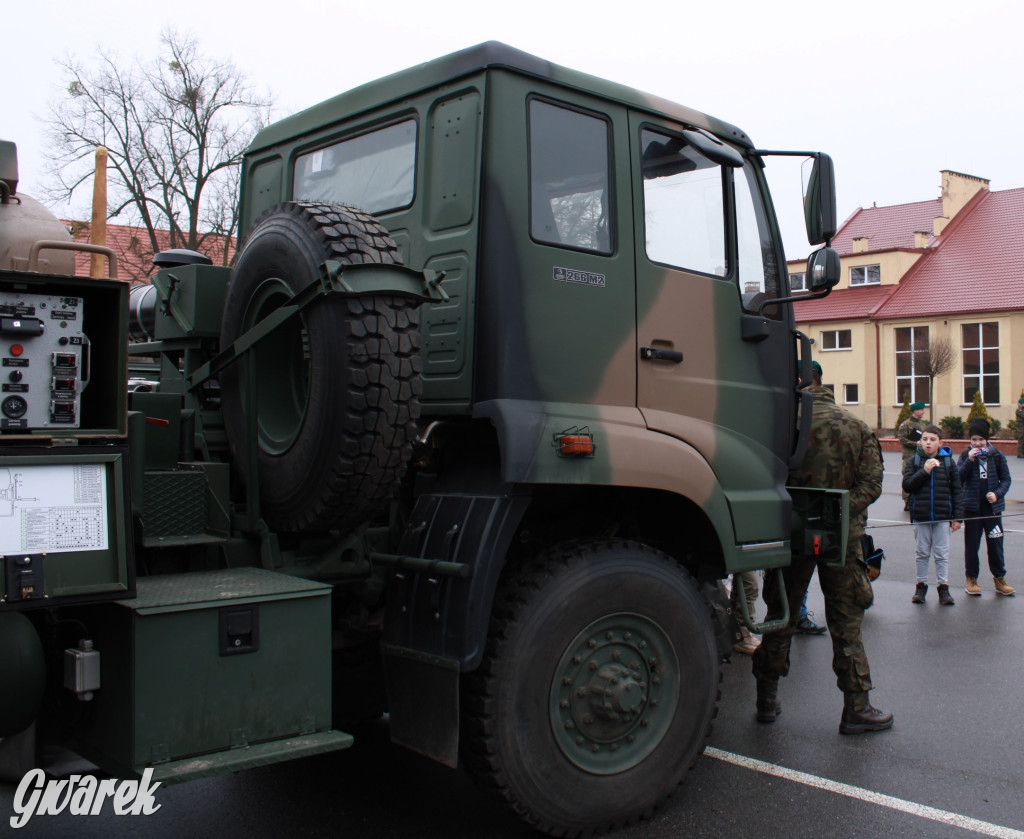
[0,290,85,430]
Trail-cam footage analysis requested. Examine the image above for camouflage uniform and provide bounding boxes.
[897,416,926,502]
[1016,402,1024,458]
[752,386,883,709]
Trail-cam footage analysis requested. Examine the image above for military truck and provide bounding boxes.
[0,42,843,835]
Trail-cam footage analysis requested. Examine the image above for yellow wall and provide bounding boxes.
[795,318,879,428]
[879,313,1024,432]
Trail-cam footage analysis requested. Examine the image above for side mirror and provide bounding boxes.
[803,153,837,246]
[806,247,840,291]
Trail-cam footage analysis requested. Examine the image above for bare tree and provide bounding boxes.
[923,336,957,421]
[44,30,271,277]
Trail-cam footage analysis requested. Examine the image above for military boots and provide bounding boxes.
[839,704,894,735]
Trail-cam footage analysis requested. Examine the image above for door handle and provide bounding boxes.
[639,347,683,363]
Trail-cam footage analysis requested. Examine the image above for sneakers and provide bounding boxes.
[839,704,894,735]
[938,584,955,606]
[756,696,781,723]
[796,613,827,635]
[994,577,1016,596]
[966,577,982,596]
[733,627,761,656]
[911,582,927,604]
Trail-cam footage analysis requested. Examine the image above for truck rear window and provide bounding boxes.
[293,120,417,214]
[529,100,612,254]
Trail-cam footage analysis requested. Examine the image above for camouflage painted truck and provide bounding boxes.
[0,42,844,835]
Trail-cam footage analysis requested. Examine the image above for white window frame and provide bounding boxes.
[850,264,881,286]
[789,271,806,292]
[894,325,929,405]
[844,383,859,404]
[821,329,852,351]
[961,321,1000,405]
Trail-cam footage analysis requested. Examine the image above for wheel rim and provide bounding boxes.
[243,277,310,455]
[550,611,679,775]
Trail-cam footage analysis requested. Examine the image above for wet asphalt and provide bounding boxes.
[2,450,1022,839]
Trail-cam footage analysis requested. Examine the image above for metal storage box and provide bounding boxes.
[74,567,346,780]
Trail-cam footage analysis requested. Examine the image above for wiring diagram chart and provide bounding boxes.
[0,464,108,553]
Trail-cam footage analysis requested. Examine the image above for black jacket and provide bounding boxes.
[902,446,964,523]
[957,445,1011,515]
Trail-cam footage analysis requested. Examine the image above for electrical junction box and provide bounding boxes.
[71,567,349,781]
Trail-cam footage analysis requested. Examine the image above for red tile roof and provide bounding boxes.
[65,221,235,284]
[831,199,940,254]
[874,187,1024,319]
[793,284,897,323]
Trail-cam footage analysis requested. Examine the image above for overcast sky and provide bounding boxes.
[6,0,1023,259]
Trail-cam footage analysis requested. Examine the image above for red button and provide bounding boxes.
[9,344,23,356]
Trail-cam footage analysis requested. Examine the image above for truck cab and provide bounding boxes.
[0,43,841,836]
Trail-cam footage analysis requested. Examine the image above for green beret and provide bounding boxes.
[910,401,926,411]
[1019,397,1024,404]
[795,360,822,376]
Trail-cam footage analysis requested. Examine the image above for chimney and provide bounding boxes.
[913,231,929,248]
[934,170,989,235]
[853,236,869,253]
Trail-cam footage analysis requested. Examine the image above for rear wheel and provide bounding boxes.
[463,540,720,836]
[220,201,421,533]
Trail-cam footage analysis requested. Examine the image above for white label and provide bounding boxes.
[0,463,108,553]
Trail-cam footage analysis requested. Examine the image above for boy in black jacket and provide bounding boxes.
[903,425,964,605]
[958,418,1014,596]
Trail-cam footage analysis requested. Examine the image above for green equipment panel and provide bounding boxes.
[72,567,345,780]
[0,448,133,609]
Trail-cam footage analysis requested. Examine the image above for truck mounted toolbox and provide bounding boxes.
[71,566,351,782]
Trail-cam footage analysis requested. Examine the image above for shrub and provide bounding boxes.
[966,391,992,426]
[893,391,912,436]
[939,416,965,439]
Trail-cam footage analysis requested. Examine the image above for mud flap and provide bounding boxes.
[381,644,460,768]
[701,581,736,661]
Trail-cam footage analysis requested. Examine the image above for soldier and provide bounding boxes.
[1016,398,1024,459]
[752,361,892,735]
[898,402,927,507]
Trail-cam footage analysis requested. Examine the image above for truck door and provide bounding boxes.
[475,75,637,408]
[629,112,794,551]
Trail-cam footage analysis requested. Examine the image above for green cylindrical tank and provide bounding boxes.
[0,612,45,736]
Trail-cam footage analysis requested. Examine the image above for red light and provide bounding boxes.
[10,344,23,356]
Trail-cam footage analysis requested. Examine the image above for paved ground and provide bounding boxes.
[3,451,1022,838]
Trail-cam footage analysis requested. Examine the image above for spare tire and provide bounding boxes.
[220,201,422,533]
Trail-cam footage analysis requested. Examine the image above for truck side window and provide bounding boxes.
[735,163,782,317]
[293,119,417,214]
[641,129,726,276]
[529,100,613,254]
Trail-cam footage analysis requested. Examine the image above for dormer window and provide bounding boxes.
[850,264,880,286]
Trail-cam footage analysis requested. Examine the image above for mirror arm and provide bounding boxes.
[757,286,833,316]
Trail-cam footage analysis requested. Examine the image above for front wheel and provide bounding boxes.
[463,540,720,836]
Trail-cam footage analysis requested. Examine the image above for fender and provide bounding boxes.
[475,398,791,571]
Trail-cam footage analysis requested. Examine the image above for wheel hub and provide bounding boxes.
[550,612,678,775]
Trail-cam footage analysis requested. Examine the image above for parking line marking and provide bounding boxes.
[706,747,1024,839]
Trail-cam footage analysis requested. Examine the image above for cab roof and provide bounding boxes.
[247,41,752,155]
